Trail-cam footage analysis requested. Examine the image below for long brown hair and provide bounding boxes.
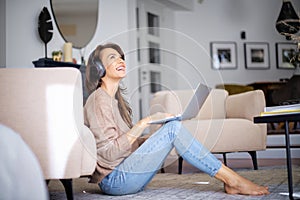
[86,43,133,128]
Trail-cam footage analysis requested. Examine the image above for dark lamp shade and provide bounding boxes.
[276,0,300,40]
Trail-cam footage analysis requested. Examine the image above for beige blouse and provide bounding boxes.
[84,88,138,183]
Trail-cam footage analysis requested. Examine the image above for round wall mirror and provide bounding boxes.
[50,0,98,49]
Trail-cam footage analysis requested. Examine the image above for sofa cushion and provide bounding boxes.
[150,90,193,116]
[195,89,228,120]
[182,118,266,152]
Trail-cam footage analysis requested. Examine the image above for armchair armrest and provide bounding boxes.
[226,90,265,121]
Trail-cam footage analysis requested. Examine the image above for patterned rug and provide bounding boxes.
[48,166,300,200]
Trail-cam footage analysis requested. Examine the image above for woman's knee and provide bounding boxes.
[168,120,182,132]
[164,120,182,130]
[162,120,182,139]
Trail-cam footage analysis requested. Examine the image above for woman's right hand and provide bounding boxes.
[148,112,174,122]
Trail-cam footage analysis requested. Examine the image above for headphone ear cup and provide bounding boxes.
[94,60,106,78]
[89,63,101,83]
[87,50,106,84]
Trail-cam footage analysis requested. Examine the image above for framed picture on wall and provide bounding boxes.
[210,42,237,69]
[276,43,297,69]
[244,42,270,69]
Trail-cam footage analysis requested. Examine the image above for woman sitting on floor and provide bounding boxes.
[83,42,270,196]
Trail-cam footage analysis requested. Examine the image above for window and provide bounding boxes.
[147,12,159,36]
[149,42,160,64]
[150,71,161,93]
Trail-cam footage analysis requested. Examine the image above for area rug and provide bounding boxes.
[49,166,300,200]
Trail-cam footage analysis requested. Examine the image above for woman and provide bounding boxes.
[84,43,269,196]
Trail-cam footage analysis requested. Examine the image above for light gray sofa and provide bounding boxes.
[150,88,267,173]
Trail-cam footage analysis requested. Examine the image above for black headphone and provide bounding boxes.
[87,50,106,83]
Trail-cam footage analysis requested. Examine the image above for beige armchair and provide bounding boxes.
[150,88,267,174]
[0,67,97,200]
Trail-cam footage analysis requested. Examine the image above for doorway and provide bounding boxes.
[136,0,167,119]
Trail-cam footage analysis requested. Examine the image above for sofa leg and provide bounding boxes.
[222,153,227,166]
[248,151,258,170]
[178,156,183,174]
[60,179,73,200]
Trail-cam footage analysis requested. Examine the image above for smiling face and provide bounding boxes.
[100,47,126,81]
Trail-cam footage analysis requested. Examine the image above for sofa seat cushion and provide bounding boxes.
[182,118,266,153]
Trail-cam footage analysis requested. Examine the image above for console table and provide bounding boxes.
[254,113,300,200]
[32,58,81,69]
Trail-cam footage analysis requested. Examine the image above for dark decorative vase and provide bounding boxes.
[276,0,300,40]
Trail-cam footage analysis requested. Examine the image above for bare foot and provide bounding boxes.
[215,164,270,196]
[224,176,269,195]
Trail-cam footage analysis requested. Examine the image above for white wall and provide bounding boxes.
[4,0,134,67]
[172,0,300,89]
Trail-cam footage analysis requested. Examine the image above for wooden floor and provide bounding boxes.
[163,158,300,174]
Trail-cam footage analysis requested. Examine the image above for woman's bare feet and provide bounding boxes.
[215,164,270,196]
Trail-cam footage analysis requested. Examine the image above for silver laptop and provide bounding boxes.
[148,83,211,124]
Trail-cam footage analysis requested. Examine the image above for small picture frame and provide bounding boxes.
[210,42,237,69]
[276,43,297,69]
[244,42,270,69]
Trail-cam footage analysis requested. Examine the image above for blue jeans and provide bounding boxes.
[99,121,222,195]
